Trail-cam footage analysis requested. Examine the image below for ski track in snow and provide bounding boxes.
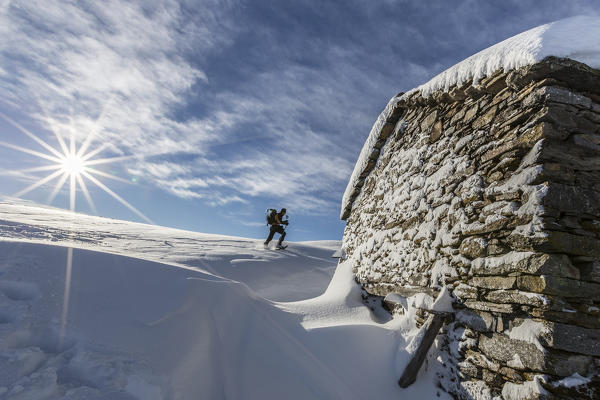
[0,200,450,400]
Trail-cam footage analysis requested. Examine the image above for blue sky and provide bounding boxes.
[0,0,598,241]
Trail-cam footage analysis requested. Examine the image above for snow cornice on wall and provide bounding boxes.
[341,16,600,220]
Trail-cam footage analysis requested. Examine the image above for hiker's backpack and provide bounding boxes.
[266,208,277,225]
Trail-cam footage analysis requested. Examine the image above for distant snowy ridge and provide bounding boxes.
[341,15,600,218]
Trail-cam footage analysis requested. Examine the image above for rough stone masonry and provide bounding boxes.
[340,57,600,400]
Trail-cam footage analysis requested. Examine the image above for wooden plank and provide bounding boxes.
[398,313,446,388]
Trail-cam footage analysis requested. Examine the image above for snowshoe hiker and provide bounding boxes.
[264,208,288,249]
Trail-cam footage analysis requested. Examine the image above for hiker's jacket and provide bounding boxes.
[271,213,286,226]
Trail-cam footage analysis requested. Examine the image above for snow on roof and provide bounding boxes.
[341,15,600,219]
[408,15,600,98]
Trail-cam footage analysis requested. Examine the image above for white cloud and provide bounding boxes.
[0,0,391,215]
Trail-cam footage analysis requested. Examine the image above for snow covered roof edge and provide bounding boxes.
[340,15,600,220]
[340,96,404,219]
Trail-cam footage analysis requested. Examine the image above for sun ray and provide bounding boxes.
[32,93,70,155]
[81,143,108,161]
[14,168,65,198]
[76,95,115,158]
[60,247,73,344]
[0,141,63,163]
[69,173,76,211]
[70,130,75,156]
[0,111,66,160]
[47,172,70,204]
[17,165,63,173]
[76,173,98,214]
[85,167,130,184]
[82,170,153,224]
[84,155,137,167]
[5,114,151,224]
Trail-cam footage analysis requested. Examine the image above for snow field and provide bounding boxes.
[0,202,451,399]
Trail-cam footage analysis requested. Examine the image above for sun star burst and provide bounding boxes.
[1,111,152,223]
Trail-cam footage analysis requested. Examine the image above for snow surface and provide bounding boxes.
[341,15,600,217]
[502,375,548,400]
[506,319,550,353]
[431,287,454,313]
[552,373,591,388]
[0,200,451,399]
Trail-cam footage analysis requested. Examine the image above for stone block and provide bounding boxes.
[531,309,600,330]
[479,333,545,371]
[459,237,488,259]
[479,332,594,376]
[482,368,504,388]
[457,360,482,379]
[465,350,500,373]
[531,86,593,109]
[464,104,479,122]
[574,134,600,153]
[469,276,516,290]
[580,109,600,124]
[533,105,577,131]
[546,322,600,357]
[526,121,571,141]
[428,120,443,143]
[542,183,600,217]
[461,216,509,235]
[485,290,548,308]
[508,56,600,96]
[517,275,600,300]
[539,140,600,172]
[481,72,508,95]
[543,231,600,258]
[464,300,515,314]
[453,283,479,300]
[420,110,438,132]
[471,253,579,279]
[481,138,521,163]
[499,367,525,384]
[577,260,600,283]
[449,86,467,101]
[456,310,497,332]
[473,105,498,130]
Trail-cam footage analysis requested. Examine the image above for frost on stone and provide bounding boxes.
[506,319,550,353]
[552,373,591,388]
[501,375,548,400]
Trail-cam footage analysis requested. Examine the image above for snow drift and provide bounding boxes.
[0,201,449,399]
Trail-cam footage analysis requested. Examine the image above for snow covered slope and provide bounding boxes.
[0,200,449,399]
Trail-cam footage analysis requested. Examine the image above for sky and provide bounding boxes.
[0,0,599,241]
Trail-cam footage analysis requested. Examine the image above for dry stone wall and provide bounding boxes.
[341,57,600,399]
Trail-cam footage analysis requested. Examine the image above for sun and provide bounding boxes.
[61,153,86,176]
[0,111,152,223]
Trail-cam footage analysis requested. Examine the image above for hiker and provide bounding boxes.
[264,208,288,249]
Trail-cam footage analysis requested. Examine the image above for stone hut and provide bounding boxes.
[340,17,600,400]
